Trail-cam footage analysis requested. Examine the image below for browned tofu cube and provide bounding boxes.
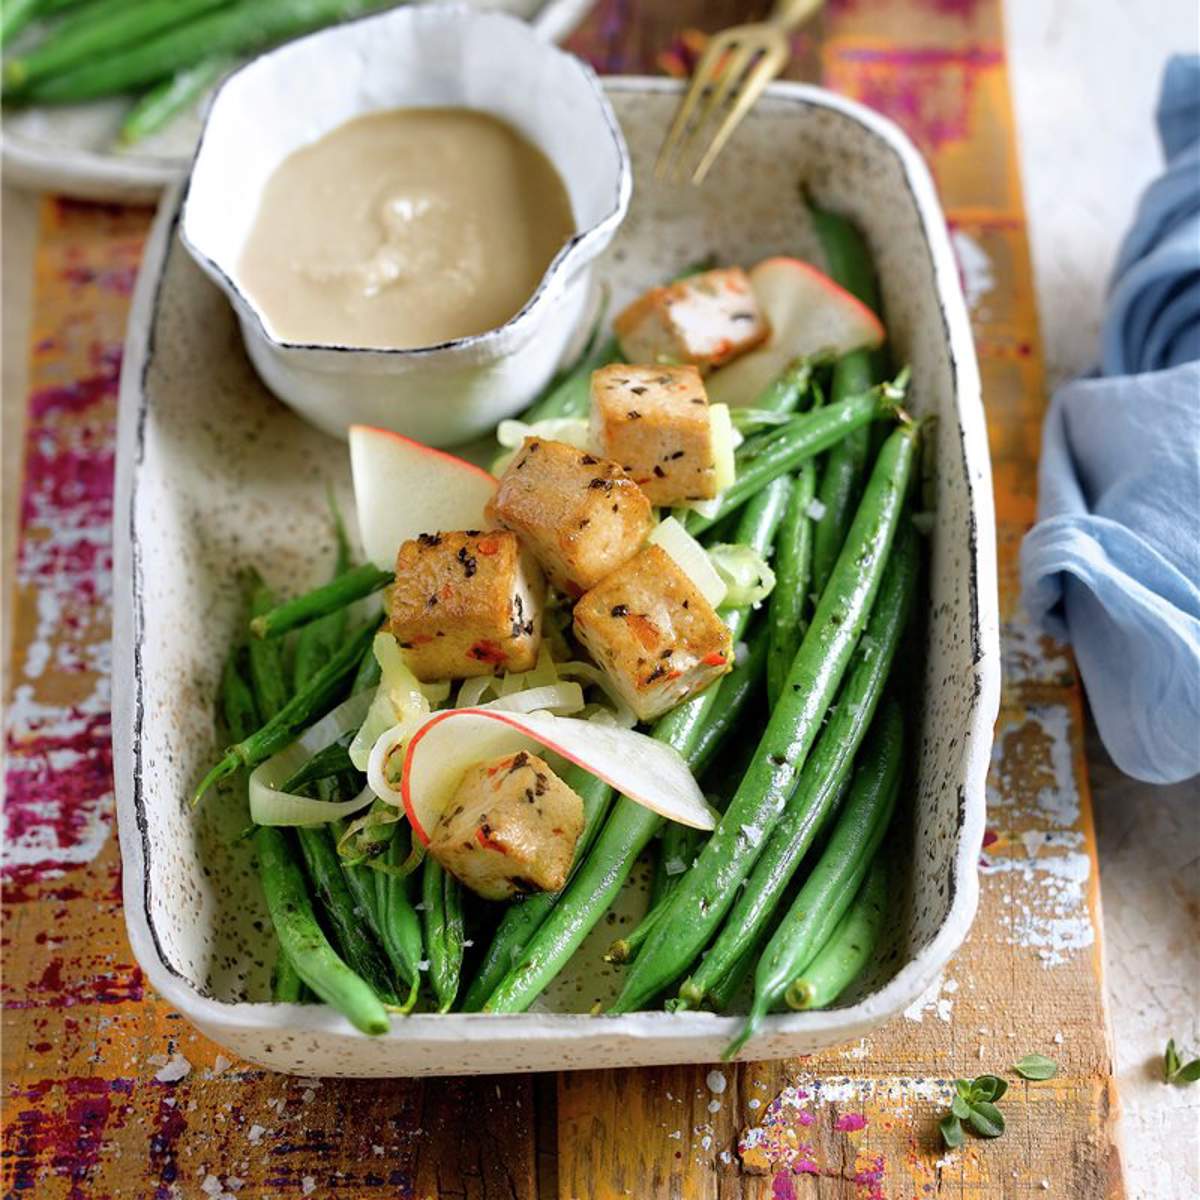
[390,530,543,681]
[486,437,654,598]
[429,751,585,901]
[613,267,769,371]
[590,364,718,505]
[573,544,733,722]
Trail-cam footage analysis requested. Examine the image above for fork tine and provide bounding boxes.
[666,40,756,183]
[654,36,730,181]
[690,42,789,183]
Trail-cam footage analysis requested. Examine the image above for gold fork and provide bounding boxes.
[656,0,825,184]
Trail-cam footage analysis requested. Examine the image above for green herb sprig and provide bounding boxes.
[938,1054,1064,1149]
[939,1075,1007,1148]
[1164,1040,1200,1085]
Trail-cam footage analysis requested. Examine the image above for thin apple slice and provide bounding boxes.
[349,424,498,568]
[707,257,885,407]
[401,708,715,844]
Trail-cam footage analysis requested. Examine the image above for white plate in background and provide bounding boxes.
[0,0,594,201]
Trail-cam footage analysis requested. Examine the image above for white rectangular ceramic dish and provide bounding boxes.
[112,77,1000,1078]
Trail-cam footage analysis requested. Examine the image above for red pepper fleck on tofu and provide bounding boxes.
[574,544,733,722]
[390,529,543,682]
[430,752,586,900]
[467,640,508,665]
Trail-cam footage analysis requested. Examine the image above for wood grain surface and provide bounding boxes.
[1,2,1125,1197]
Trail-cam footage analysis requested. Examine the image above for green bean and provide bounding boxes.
[683,378,904,537]
[378,826,423,1009]
[280,735,355,793]
[611,422,919,1013]
[293,500,353,691]
[727,703,903,1056]
[607,620,771,964]
[423,857,464,1012]
[255,826,389,1035]
[749,358,817,414]
[808,203,886,596]
[295,825,399,1005]
[785,855,888,1011]
[705,918,776,1013]
[194,620,377,803]
[0,0,41,47]
[4,0,228,92]
[482,479,791,1014]
[766,462,817,706]
[22,0,394,103]
[461,767,612,1012]
[269,945,306,1003]
[676,523,917,1009]
[808,201,881,316]
[237,580,315,1004]
[219,650,259,749]
[118,53,229,145]
[251,562,392,640]
[812,355,879,594]
[219,641,307,1003]
[646,838,672,911]
[351,631,383,693]
[245,571,288,722]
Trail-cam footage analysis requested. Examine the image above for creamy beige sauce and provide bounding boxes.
[237,108,575,349]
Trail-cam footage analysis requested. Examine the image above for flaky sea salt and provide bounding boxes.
[706,1070,727,1094]
[154,1055,192,1084]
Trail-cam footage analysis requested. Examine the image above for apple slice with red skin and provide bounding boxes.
[401,708,715,845]
[707,257,885,407]
[349,424,498,568]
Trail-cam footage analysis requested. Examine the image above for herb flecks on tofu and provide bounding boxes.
[573,544,733,723]
[613,267,769,372]
[591,364,718,505]
[390,530,544,681]
[429,751,585,900]
[487,437,654,596]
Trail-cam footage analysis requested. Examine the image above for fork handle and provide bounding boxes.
[769,0,825,31]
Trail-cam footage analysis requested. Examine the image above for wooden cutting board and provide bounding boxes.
[1,1,1125,1196]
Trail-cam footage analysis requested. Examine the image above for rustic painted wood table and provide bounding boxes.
[2,1,1127,1196]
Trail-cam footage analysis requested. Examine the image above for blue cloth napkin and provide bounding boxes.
[1020,55,1200,785]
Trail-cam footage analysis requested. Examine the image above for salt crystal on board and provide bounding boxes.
[706,1070,727,1094]
[155,1054,192,1083]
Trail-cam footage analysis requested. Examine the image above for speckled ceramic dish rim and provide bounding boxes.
[112,76,1000,1068]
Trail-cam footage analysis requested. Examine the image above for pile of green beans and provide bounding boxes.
[193,220,925,1043]
[726,702,903,1056]
[2,0,397,146]
[609,422,919,1015]
[674,523,918,1011]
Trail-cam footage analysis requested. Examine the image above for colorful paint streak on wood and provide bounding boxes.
[1,2,1124,1198]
